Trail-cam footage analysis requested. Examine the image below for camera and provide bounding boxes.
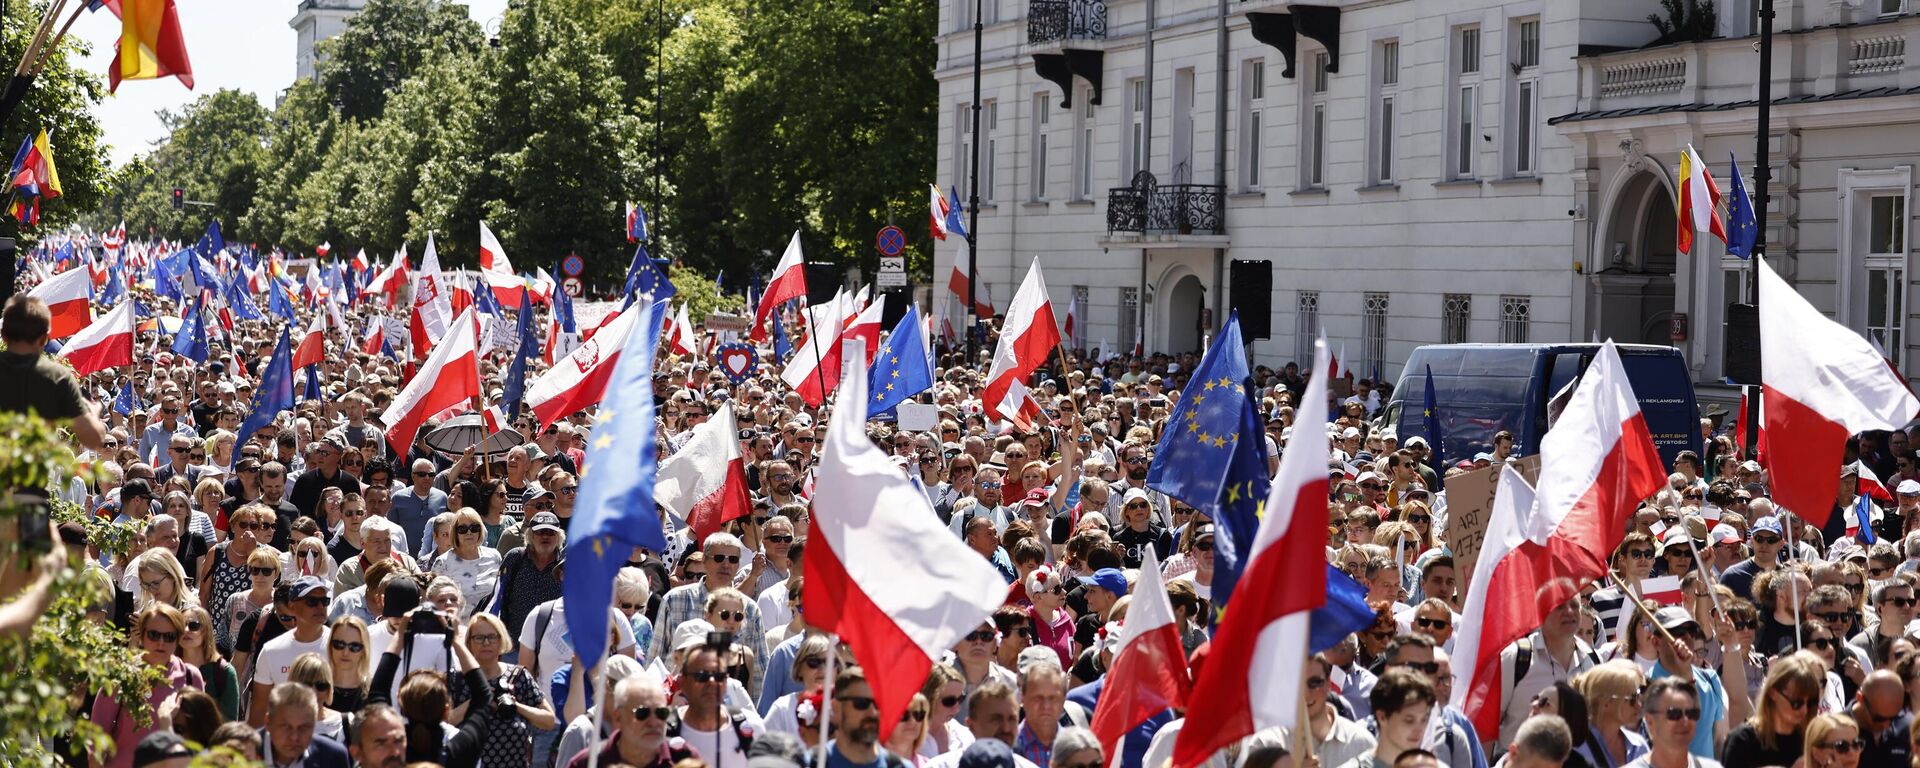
[10,493,53,556]
[408,607,452,637]
[705,630,734,650]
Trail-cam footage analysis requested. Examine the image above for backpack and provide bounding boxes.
[1512,636,1601,684]
[668,706,757,753]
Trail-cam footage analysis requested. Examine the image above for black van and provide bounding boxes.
[1383,343,1701,470]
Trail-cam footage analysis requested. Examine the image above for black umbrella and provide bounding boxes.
[423,414,524,456]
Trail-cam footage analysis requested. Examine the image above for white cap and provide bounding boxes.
[1356,471,1383,484]
[1899,479,1920,495]
[1341,426,1362,439]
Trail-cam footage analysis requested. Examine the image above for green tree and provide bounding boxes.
[1,0,114,240]
[668,262,744,323]
[336,47,493,255]
[318,0,484,122]
[1648,0,1718,45]
[243,79,342,249]
[109,89,269,242]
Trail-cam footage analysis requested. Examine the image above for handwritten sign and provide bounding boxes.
[1444,455,1542,595]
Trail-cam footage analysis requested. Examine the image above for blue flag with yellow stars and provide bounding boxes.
[620,244,676,308]
[564,299,668,673]
[1145,311,1269,610]
[233,327,294,470]
[113,379,144,416]
[867,305,933,418]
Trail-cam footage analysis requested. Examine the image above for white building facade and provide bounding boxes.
[291,0,367,82]
[934,0,1920,388]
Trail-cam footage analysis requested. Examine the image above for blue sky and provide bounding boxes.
[70,0,509,166]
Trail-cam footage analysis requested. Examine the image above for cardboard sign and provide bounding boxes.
[896,403,940,433]
[1444,455,1542,595]
[704,313,750,332]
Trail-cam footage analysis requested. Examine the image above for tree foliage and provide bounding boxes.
[101,89,268,242]
[1648,0,1718,45]
[318,0,483,122]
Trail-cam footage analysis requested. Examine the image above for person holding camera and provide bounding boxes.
[449,612,556,767]
[366,604,494,768]
[679,631,766,768]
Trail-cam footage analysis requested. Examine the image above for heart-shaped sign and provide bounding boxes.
[716,342,758,384]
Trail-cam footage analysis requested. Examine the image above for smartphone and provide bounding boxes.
[12,493,52,556]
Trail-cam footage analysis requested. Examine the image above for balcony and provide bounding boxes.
[1107,171,1225,237]
[1027,0,1105,45]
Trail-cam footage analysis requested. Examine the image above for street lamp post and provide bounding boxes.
[965,0,983,362]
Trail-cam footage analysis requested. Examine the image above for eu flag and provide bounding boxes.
[564,300,668,672]
[234,328,294,468]
[621,244,676,307]
[302,366,323,403]
[867,305,934,418]
[551,260,578,335]
[1423,365,1445,491]
[1726,153,1759,259]
[1310,565,1377,653]
[195,220,225,259]
[113,380,144,417]
[170,294,209,363]
[501,289,541,418]
[770,307,794,362]
[225,272,264,321]
[1145,311,1268,610]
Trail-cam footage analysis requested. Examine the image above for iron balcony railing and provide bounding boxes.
[1107,171,1225,235]
[1028,0,1107,45]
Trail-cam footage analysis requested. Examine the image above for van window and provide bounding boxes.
[1542,351,1589,429]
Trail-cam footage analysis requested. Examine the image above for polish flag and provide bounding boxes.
[382,307,481,454]
[1758,256,1920,528]
[526,301,646,428]
[1677,144,1726,256]
[28,265,92,339]
[752,231,808,342]
[656,401,753,544]
[1172,336,1333,768]
[994,377,1047,433]
[361,317,386,356]
[1736,388,1768,467]
[409,236,451,353]
[843,297,886,366]
[1451,341,1667,739]
[1639,575,1685,606]
[781,290,850,407]
[350,248,370,273]
[57,301,134,377]
[292,304,333,369]
[805,341,1009,742]
[477,221,526,307]
[1063,293,1078,348]
[667,303,697,357]
[981,258,1060,424]
[316,241,331,258]
[1858,462,1895,504]
[529,267,555,306]
[1091,548,1190,760]
[946,239,994,318]
[930,184,955,241]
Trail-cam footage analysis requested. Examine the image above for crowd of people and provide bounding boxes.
[5,265,1920,768]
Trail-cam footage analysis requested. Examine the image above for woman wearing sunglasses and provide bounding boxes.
[763,633,841,736]
[703,588,759,700]
[223,547,281,653]
[918,663,973,758]
[199,503,275,652]
[884,692,934,766]
[92,604,205,768]
[288,652,348,742]
[327,616,372,714]
[129,547,196,614]
[432,508,503,620]
[449,613,556,768]
[1723,654,1824,767]
[1801,712,1864,768]
[181,604,240,721]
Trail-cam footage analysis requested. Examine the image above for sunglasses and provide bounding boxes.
[1887,597,1918,609]
[185,619,203,632]
[766,535,794,544]
[1753,534,1782,545]
[706,554,742,564]
[1124,457,1150,465]
[145,629,179,643]
[964,630,997,643]
[1779,694,1820,711]
[1805,638,1836,651]
[1415,617,1450,631]
[531,503,555,512]
[802,657,827,670]
[1819,739,1866,754]
[980,482,1002,489]
[1844,581,1866,593]
[620,602,646,613]
[1814,612,1851,624]
[1393,660,1441,675]
[1407,515,1430,524]
[686,670,728,683]
[632,706,675,722]
[838,696,876,711]
[1194,540,1214,552]
[1306,676,1327,690]
[901,710,928,722]
[1659,707,1703,722]
[1627,549,1656,560]
[249,566,278,577]
[939,695,964,708]
[331,639,366,653]
[1359,484,1384,491]
[455,524,483,534]
[306,680,332,693]
[1732,619,1758,631]
[299,595,328,608]
[713,610,744,622]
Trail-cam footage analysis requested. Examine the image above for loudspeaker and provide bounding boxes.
[1229,259,1273,340]
[1724,302,1760,385]
[0,237,14,307]
[803,263,840,305]
[881,288,910,329]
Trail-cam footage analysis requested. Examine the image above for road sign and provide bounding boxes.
[561,254,585,277]
[877,256,907,288]
[875,226,906,257]
[562,277,583,297]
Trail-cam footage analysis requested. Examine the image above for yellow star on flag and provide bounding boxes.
[597,410,616,423]
[595,434,614,449]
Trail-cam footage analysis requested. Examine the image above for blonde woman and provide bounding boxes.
[206,430,238,469]
[884,693,932,767]
[1572,659,1650,767]
[919,663,973,758]
[450,612,556,767]
[1802,712,1863,768]
[281,535,336,584]
[287,652,346,742]
[1723,653,1824,766]
[614,567,656,664]
[130,548,196,612]
[181,604,240,721]
[223,547,281,653]
[326,616,372,714]
[430,508,501,619]
[91,604,204,768]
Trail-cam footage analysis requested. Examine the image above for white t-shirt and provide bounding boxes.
[1169,571,1212,602]
[253,628,331,686]
[677,706,765,768]
[516,599,638,686]
[430,547,503,618]
[367,619,453,703]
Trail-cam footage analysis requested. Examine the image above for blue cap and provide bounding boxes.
[1752,516,1783,536]
[1078,568,1129,597]
[289,575,330,599]
[958,739,1015,768]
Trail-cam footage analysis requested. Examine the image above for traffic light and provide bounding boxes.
[171,188,183,210]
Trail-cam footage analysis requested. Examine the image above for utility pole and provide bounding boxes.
[1743,0,1774,459]
[966,0,983,362]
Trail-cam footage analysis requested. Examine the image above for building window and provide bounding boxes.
[955,0,971,32]
[1032,93,1051,201]
[1883,0,1904,16]
[983,100,999,202]
[1500,295,1531,343]
[1125,78,1147,181]
[1120,287,1141,355]
[957,103,973,198]
[1303,51,1330,189]
[1511,18,1541,177]
[1372,40,1398,184]
[1074,87,1095,199]
[1239,59,1265,191]
[1450,27,1481,180]
[1296,290,1320,366]
[1363,292,1389,379]
[1443,294,1471,344]
[1172,68,1196,182]
[1868,194,1908,364]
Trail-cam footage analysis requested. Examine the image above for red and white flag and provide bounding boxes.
[57,301,133,377]
[1858,461,1895,504]
[350,248,370,273]
[781,289,850,407]
[1759,256,1920,527]
[981,258,1060,424]
[28,264,92,339]
[316,241,331,258]
[667,302,697,357]
[752,231,808,342]
[805,345,1008,743]
[929,184,954,241]
[293,303,334,370]
[1063,293,1078,348]
[526,301,647,427]
[362,317,386,356]
[1639,575,1685,606]
[529,267,555,306]
[477,221,525,307]
[843,297,886,366]
[946,240,994,318]
[382,307,481,454]
[1452,341,1666,739]
[656,401,753,545]
[409,237,451,353]
[1173,336,1333,768]
[994,377,1047,433]
[1091,548,1190,759]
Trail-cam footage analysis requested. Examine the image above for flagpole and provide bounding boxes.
[817,632,837,768]
[1607,570,1683,648]
[964,0,983,366]
[1682,534,1727,631]
[1749,0,1774,305]
[585,655,611,768]
[1784,513,1802,652]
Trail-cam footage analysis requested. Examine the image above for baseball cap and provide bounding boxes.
[1740,460,1762,473]
[958,739,1017,768]
[289,575,330,600]
[529,510,564,533]
[1021,489,1050,508]
[1121,488,1152,506]
[525,483,553,501]
[1403,436,1429,448]
[1654,606,1699,632]
[1355,471,1382,485]
[1899,479,1920,496]
[1016,645,1061,675]
[1708,524,1742,546]
[1752,516,1784,536]
[1341,426,1361,439]
[673,619,717,653]
[130,731,193,768]
[1077,568,1129,596]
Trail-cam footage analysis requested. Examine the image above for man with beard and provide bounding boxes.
[761,460,807,510]
[826,666,908,768]
[1104,444,1170,527]
[676,640,763,768]
[948,467,1011,538]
